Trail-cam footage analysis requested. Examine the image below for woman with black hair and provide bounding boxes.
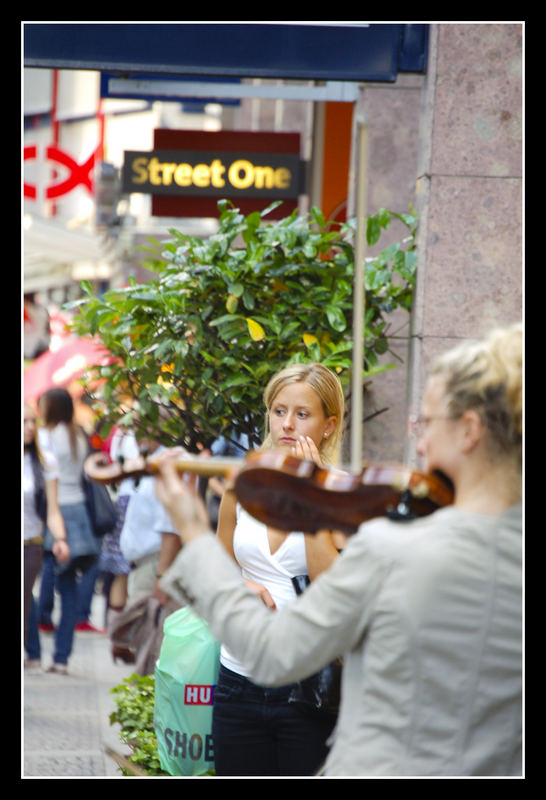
[37,388,101,674]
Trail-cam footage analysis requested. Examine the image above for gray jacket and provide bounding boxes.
[161,504,522,777]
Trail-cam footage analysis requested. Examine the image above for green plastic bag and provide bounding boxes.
[154,606,220,776]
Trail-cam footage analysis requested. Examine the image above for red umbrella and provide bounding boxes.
[23,337,115,403]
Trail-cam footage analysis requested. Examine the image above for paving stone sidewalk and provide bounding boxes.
[23,594,138,778]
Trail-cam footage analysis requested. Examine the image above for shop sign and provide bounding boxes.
[122,149,301,199]
[25,23,428,83]
[24,144,96,200]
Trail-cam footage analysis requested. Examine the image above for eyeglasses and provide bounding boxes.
[409,415,457,435]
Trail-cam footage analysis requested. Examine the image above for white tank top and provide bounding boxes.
[220,506,307,676]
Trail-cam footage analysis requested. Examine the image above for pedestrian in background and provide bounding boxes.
[23,403,69,668]
[98,426,138,622]
[37,388,102,673]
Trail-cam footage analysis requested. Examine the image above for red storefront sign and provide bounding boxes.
[24,144,97,200]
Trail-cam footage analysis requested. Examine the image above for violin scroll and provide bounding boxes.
[83,450,241,485]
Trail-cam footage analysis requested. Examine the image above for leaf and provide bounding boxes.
[366,217,382,246]
[226,294,239,313]
[227,282,244,297]
[374,336,389,355]
[242,289,255,310]
[303,241,318,259]
[279,321,300,340]
[246,318,266,341]
[325,306,347,332]
[221,374,251,389]
[310,206,326,228]
[260,200,283,219]
[209,313,241,327]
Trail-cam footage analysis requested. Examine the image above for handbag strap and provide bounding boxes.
[291,574,311,596]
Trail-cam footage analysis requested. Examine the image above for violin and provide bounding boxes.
[84,449,454,535]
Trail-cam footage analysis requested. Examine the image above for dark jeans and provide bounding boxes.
[40,552,79,664]
[39,551,99,626]
[212,664,335,777]
[26,597,41,659]
[24,542,42,652]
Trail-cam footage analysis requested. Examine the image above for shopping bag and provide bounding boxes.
[154,606,220,776]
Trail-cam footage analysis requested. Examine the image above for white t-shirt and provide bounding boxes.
[119,475,163,562]
[119,447,177,562]
[221,506,307,676]
[109,428,141,497]
[23,449,59,541]
[38,424,87,505]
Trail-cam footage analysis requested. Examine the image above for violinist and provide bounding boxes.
[156,325,522,777]
[214,362,345,776]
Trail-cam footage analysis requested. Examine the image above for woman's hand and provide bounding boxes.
[153,580,172,607]
[155,450,211,544]
[245,579,277,610]
[52,538,71,564]
[291,435,323,467]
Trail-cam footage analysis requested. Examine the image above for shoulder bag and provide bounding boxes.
[82,473,117,537]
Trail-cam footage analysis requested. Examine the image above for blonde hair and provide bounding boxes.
[262,362,345,464]
[430,323,522,458]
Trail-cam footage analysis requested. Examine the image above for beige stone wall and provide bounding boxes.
[406,22,522,463]
[352,23,522,467]
[349,75,424,463]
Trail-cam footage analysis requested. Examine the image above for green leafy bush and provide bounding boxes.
[109,673,168,776]
[68,201,417,451]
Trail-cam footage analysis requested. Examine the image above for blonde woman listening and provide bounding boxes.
[210,362,345,776]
